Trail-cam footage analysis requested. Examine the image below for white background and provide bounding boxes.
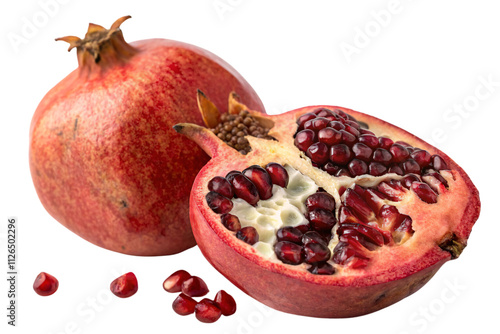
[1,1,498,333]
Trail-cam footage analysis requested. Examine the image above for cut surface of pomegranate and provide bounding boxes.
[33,272,59,296]
[110,272,138,298]
[174,94,480,318]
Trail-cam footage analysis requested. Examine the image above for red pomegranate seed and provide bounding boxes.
[431,155,449,170]
[225,170,241,183]
[236,226,259,245]
[330,144,352,165]
[344,119,360,130]
[340,130,357,146]
[265,163,289,188]
[372,148,392,165]
[214,290,237,316]
[195,299,222,323]
[411,149,431,167]
[182,276,209,297]
[401,174,421,189]
[294,129,316,152]
[352,142,373,162]
[359,128,375,135]
[274,241,304,265]
[205,191,233,214]
[395,140,412,147]
[276,226,303,244]
[348,159,368,176]
[231,174,259,206]
[389,144,410,163]
[368,162,387,176]
[318,127,342,146]
[378,137,394,150]
[163,270,192,293]
[411,182,438,203]
[33,272,59,296]
[314,107,336,116]
[358,134,378,148]
[308,262,335,275]
[304,117,330,132]
[329,120,345,131]
[306,192,336,212]
[402,158,421,174]
[307,142,330,165]
[302,231,329,247]
[377,181,405,201]
[208,176,233,198]
[423,171,449,190]
[308,209,337,232]
[220,213,242,232]
[110,272,138,298]
[323,162,341,175]
[344,124,360,137]
[336,168,351,177]
[388,164,404,175]
[344,188,376,222]
[337,223,385,247]
[296,113,317,130]
[303,242,331,264]
[172,293,197,315]
[242,165,273,200]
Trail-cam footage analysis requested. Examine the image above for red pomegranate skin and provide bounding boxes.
[29,21,264,256]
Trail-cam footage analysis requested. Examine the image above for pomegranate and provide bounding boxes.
[33,272,59,296]
[174,94,480,318]
[110,272,138,298]
[28,17,264,255]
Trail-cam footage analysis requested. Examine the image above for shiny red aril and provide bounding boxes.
[236,226,259,245]
[208,176,234,198]
[231,174,259,206]
[195,299,222,323]
[307,142,329,165]
[303,242,331,264]
[294,129,316,151]
[297,113,317,130]
[306,192,336,211]
[265,163,289,187]
[330,144,352,165]
[302,231,329,247]
[308,209,337,232]
[304,117,330,132]
[33,272,59,296]
[205,192,233,214]
[390,144,410,163]
[242,165,273,200]
[182,276,209,297]
[110,272,138,298]
[163,270,192,293]
[172,293,197,315]
[276,226,304,244]
[348,159,368,176]
[214,290,237,316]
[318,127,342,146]
[221,213,242,232]
[274,241,304,265]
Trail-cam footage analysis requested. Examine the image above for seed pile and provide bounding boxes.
[210,110,272,154]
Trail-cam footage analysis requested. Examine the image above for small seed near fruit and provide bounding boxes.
[236,226,259,245]
[182,276,209,297]
[214,290,237,316]
[172,293,197,315]
[195,299,222,323]
[163,270,192,293]
[33,272,59,296]
[110,272,138,298]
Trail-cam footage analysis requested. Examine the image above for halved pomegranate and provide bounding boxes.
[174,93,480,318]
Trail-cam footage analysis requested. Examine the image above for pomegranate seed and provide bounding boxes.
[274,241,304,265]
[401,174,421,189]
[304,117,330,132]
[172,293,197,315]
[225,170,241,183]
[388,164,404,175]
[314,107,336,117]
[344,119,360,130]
[411,149,431,167]
[395,140,411,147]
[242,165,273,200]
[296,113,317,130]
[332,240,369,266]
[318,127,342,146]
[265,163,289,188]
[206,191,233,214]
[359,128,375,135]
[214,290,237,316]
[377,181,405,201]
[306,192,336,212]
[294,129,316,152]
[372,148,392,165]
[389,144,410,163]
[340,130,357,146]
[308,262,335,275]
[236,226,259,245]
[33,272,59,296]
[348,159,368,176]
[337,223,385,247]
[110,272,138,298]
[307,142,330,165]
[308,209,337,232]
[302,231,329,247]
[344,124,360,137]
[195,299,222,323]
[329,120,345,131]
[358,134,378,148]
[402,158,421,174]
[323,162,341,175]
[368,162,387,176]
[231,174,259,206]
[411,182,438,203]
[182,276,209,297]
[330,144,352,165]
[352,143,372,162]
[163,270,191,293]
[336,168,351,177]
[276,226,303,244]
[303,242,331,264]
[220,213,242,232]
[208,176,233,198]
[378,137,394,150]
[295,224,310,233]
[422,171,449,190]
[336,109,351,120]
[431,155,449,170]
[379,204,402,229]
[343,188,376,222]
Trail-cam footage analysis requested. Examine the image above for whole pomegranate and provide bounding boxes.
[174,93,480,317]
[29,17,264,255]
